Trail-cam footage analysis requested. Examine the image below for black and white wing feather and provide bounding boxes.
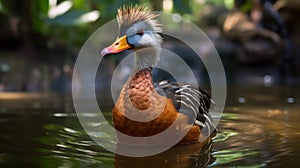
[155,80,217,136]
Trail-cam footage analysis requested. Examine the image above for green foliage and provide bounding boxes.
[173,0,192,14]
[30,0,49,33]
[46,10,100,26]
[0,0,8,14]
[204,0,234,9]
[224,0,235,9]
[240,0,254,12]
[0,0,236,47]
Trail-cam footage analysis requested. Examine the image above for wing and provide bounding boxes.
[155,80,217,136]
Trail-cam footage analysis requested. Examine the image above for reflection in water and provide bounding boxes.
[114,142,214,168]
[211,149,258,167]
[37,123,115,167]
[0,86,300,167]
[38,115,216,168]
[214,104,300,167]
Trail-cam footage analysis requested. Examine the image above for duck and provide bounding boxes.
[101,5,217,145]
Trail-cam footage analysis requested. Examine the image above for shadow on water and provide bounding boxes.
[0,85,300,167]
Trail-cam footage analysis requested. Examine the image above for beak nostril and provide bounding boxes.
[115,42,119,46]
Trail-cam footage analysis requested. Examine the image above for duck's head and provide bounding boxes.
[101,5,162,56]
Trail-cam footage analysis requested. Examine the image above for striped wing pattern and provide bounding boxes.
[155,80,217,136]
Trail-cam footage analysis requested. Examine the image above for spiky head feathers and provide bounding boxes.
[117,5,162,36]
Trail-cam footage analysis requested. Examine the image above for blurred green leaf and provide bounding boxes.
[31,0,49,33]
[224,0,234,9]
[73,0,85,9]
[46,9,100,26]
[240,0,254,12]
[173,0,192,14]
[0,1,3,12]
[207,0,224,5]
[0,0,9,15]
[39,0,49,15]
[48,0,73,18]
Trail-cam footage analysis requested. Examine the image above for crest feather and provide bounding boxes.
[117,4,162,34]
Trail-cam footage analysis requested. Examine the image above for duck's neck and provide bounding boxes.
[126,48,159,110]
[134,48,160,71]
[128,68,154,110]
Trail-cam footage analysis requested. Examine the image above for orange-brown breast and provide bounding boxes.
[112,69,201,144]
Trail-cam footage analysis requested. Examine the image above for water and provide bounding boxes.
[0,85,299,167]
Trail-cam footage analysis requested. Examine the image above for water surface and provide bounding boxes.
[0,85,299,167]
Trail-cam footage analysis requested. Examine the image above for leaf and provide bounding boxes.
[48,0,73,18]
[173,0,192,14]
[240,0,254,12]
[46,10,100,26]
[39,0,49,15]
[0,0,9,15]
[73,0,85,9]
[224,0,235,9]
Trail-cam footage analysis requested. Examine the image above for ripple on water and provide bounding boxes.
[209,149,260,167]
[40,98,300,168]
[37,122,115,167]
[213,131,238,143]
[211,103,300,167]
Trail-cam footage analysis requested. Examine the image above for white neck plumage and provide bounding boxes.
[134,47,160,71]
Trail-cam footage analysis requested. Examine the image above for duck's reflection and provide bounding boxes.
[114,140,215,168]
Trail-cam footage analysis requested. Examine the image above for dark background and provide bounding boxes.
[0,0,300,93]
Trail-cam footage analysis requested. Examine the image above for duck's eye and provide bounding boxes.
[137,30,144,36]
